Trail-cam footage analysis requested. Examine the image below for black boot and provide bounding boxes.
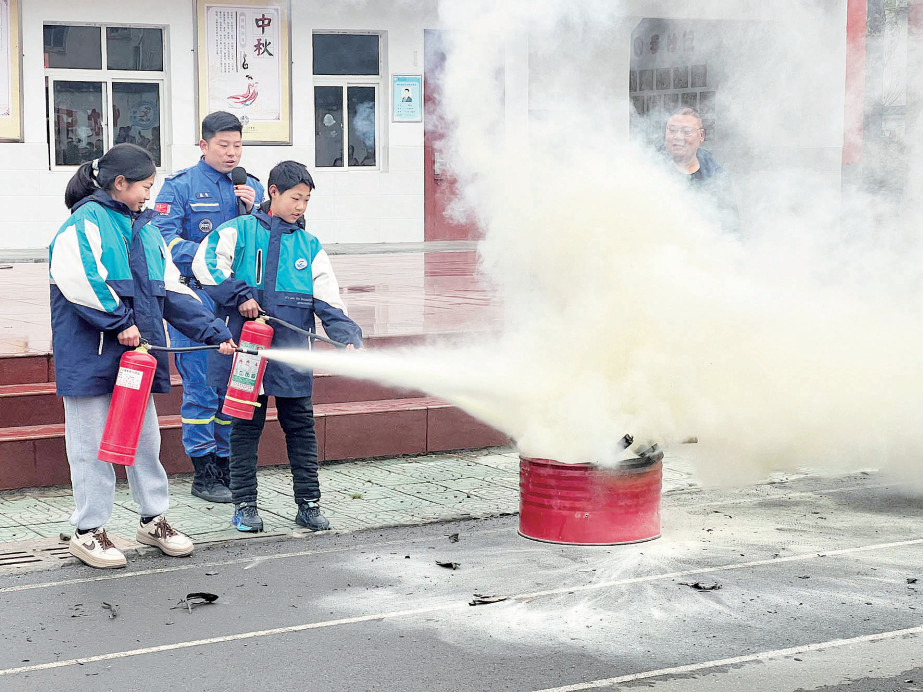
[190,453,232,503]
[214,455,231,489]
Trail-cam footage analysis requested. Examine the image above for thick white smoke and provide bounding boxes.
[277,0,923,485]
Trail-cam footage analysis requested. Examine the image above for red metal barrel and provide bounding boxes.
[518,456,662,545]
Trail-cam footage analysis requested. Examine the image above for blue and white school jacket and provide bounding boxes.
[49,190,233,397]
[191,204,363,398]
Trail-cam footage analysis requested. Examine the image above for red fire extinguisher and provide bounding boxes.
[98,345,158,466]
[223,316,274,420]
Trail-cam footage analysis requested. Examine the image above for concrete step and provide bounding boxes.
[0,397,509,490]
[0,381,61,427]
[0,373,423,428]
[0,353,54,386]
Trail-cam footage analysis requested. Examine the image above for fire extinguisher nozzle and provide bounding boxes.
[235,347,262,356]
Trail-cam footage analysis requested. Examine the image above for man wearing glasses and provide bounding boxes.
[663,107,739,231]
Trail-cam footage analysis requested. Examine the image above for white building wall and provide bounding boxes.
[0,0,436,252]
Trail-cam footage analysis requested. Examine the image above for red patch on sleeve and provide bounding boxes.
[155,203,170,215]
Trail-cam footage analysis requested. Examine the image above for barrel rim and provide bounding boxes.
[520,455,662,473]
[517,531,662,546]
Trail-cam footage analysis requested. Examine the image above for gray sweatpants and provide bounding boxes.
[63,394,169,531]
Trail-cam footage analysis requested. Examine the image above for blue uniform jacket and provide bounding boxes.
[48,190,233,397]
[658,146,739,232]
[152,158,264,277]
[191,204,363,398]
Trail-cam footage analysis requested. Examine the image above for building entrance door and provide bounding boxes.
[423,30,482,241]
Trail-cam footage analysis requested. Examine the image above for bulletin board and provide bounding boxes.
[392,74,422,123]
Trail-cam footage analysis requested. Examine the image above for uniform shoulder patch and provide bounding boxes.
[162,168,191,182]
[155,202,171,215]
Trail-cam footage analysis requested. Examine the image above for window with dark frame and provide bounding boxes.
[313,33,380,169]
[44,24,165,167]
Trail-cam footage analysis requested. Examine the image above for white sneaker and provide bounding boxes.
[136,515,194,557]
[69,528,127,569]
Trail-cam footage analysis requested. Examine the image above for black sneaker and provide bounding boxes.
[232,502,263,532]
[295,501,330,531]
[190,454,232,503]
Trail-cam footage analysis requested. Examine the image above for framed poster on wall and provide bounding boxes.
[195,0,291,144]
[0,0,22,142]
[392,74,422,122]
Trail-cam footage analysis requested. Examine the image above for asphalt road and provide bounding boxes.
[0,471,920,692]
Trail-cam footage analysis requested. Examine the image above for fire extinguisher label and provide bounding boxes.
[115,367,145,391]
[230,353,262,392]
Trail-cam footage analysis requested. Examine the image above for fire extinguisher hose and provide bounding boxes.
[260,314,349,349]
[140,340,262,356]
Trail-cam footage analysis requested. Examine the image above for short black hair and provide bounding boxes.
[201,111,243,141]
[268,161,316,194]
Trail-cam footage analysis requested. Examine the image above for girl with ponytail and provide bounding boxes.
[64,143,158,210]
[49,144,236,569]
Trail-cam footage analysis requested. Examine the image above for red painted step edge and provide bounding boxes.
[0,398,508,491]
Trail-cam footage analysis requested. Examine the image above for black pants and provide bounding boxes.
[229,395,319,504]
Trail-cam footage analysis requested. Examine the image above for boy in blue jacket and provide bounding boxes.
[152,111,265,503]
[50,144,236,568]
[192,161,362,532]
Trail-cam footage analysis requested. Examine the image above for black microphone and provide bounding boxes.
[231,166,248,215]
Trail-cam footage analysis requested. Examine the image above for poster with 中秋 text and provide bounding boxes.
[197,0,290,144]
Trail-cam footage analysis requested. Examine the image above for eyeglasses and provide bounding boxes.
[666,127,702,137]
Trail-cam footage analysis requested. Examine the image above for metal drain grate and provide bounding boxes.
[37,545,73,561]
[0,549,42,567]
[0,542,73,569]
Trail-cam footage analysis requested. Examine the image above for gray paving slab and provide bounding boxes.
[28,521,73,539]
[0,513,21,529]
[0,525,42,541]
[327,485,409,501]
[395,482,474,504]
[393,467,469,482]
[329,464,421,486]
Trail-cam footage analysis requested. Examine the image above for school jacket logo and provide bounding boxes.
[294,258,308,270]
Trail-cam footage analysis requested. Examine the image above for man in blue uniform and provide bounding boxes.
[153,112,264,503]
